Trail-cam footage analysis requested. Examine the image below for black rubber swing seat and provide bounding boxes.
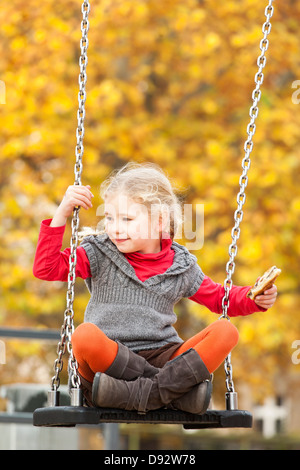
[33,406,252,429]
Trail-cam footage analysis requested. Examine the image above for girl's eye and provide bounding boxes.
[105,216,132,222]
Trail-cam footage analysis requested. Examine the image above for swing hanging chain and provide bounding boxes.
[51,0,91,393]
[221,0,274,395]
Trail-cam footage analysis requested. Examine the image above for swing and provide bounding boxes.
[33,0,275,429]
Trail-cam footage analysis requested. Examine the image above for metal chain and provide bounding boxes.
[51,0,91,393]
[220,1,275,394]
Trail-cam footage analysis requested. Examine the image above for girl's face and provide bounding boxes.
[104,193,163,254]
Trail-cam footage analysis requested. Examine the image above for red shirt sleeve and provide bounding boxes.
[189,275,266,317]
[33,219,91,281]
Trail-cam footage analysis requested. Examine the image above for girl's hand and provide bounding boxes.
[51,185,94,227]
[60,185,94,217]
[254,284,278,310]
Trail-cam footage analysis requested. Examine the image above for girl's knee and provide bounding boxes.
[72,323,102,351]
[222,320,239,347]
[212,319,239,347]
[73,322,95,339]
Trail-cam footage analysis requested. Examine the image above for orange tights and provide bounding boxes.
[72,320,239,382]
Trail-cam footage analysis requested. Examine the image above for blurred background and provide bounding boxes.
[0,0,299,450]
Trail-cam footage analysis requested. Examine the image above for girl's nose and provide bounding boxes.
[112,219,126,237]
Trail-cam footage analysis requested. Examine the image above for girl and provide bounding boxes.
[33,162,277,414]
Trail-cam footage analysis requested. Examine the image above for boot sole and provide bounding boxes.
[92,372,101,406]
[202,380,213,414]
[169,379,213,415]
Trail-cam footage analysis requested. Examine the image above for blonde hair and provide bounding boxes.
[79,162,183,241]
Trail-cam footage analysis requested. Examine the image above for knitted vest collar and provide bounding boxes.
[83,233,198,288]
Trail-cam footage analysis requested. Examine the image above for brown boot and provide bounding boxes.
[92,349,210,413]
[168,379,212,415]
[78,373,94,407]
[105,341,159,380]
[74,342,158,407]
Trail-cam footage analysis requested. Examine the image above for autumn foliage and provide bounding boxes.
[0,0,300,397]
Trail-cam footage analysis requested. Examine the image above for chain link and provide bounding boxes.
[51,0,90,393]
[220,1,274,394]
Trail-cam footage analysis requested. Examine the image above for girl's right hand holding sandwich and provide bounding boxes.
[50,185,94,227]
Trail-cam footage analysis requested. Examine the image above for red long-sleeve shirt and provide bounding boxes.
[33,219,264,317]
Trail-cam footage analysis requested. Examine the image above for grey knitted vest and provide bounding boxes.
[80,234,204,352]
